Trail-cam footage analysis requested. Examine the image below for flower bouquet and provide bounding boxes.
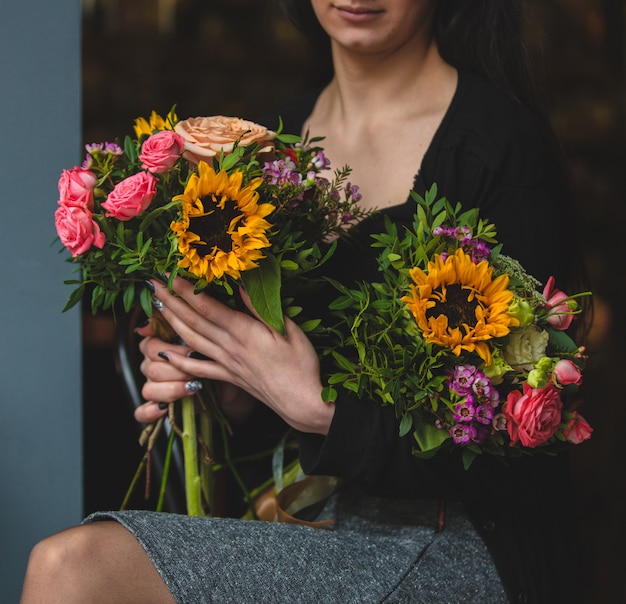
[321,185,592,469]
[55,109,369,515]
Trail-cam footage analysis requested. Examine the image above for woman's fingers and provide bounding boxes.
[134,401,167,424]
[140,373,203,403]
[133,318,156,338]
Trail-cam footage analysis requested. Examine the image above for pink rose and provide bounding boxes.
[563,411,593,444]
[101,171,157,221]
[139,130,185,173]
[58,166,97,210]
[542,276,574,330]
[503,383,563,447]
[174,116,275,164]
[55,204,105,257]
[553,359,583,387]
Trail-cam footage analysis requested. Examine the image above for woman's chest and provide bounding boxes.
[310,118,442,211]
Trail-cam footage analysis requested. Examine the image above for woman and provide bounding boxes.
[21,1,585,602]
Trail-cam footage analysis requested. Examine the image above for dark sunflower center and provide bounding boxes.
[189,196,240,257]
[426,283,479,328]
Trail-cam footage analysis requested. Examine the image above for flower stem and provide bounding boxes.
[199,409,214,515]
[156,427,176,512]
[120,455,147,511]
[181,395,204,516]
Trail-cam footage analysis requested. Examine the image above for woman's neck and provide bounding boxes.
[303,36,458,212]
[325,35,454,129]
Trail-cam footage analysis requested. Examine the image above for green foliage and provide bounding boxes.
[320,184,589,466]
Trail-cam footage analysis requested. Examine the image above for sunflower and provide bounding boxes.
[133,108,178,138]
[170,161,274,282]
[402,248,519,365]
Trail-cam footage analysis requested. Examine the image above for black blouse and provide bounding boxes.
[263,70,582,604]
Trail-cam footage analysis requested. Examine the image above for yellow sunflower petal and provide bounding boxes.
[171,163,274,283]
[404,247,516,365]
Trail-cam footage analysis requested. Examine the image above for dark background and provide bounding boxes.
[81,1,625,602]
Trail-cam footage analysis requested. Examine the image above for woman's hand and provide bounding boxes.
[134,321,258,425]
[137,277,335,435]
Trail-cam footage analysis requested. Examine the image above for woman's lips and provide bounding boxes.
[334,4,384,23]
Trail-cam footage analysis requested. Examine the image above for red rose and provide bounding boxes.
[564,411,593,444]
[553,359,583,387]
[101,171,157,221]
[139,130,185,174]
[542,276,575,330]
[503,383,563,447]
[58,166,97,210]
[54,204,105,257]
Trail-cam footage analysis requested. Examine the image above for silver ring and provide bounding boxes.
[152,296,164,312]
[184,380,203,393]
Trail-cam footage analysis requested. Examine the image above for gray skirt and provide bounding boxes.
[85,486,507,603]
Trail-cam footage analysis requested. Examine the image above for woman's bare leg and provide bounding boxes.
[20,521,175,603]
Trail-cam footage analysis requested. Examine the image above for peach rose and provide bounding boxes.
[139,130,185,173]
[58,166,97,210]
[101,171,157,221]
[174,116,275,164]
[503,382,563,448]
[55,204,105,257]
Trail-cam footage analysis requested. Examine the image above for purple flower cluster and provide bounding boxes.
[82,142,123,169]
[448,364,500,446]
[433,225,491,263]
[307,150,330,171]
[262,157,303,187]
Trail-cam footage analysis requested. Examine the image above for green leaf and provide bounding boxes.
[331,351,356,372]
[327,372,352,385]
[285,305,302,318]
[321,386,337,403]
[124,135,137,162]
[546,327,579,354]
[343,381,359,394]
[62,285,85,312]
[241,254,285,336]
[399,413,413,437]
[462,448,478,470]
[220,146,245,171]
[140,285,153,317]
[280,259,300,271]
[328,295,356,311]
[299,319,322,333]
[276,133,302,144]
[413,421,449,452]
[123,283,136,312]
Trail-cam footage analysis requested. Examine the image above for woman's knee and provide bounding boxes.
[23,521,174,603]
[27,522,113,578]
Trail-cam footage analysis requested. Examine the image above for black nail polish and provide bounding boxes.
[188,351,210,361]
[144,280,155,293]
[135,318,150,329]
[172,335,188,346]
[157,402,169,410]
[158,351,170,361]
